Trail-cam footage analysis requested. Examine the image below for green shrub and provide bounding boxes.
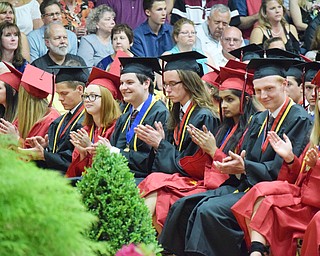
[77,145,160,255]
[0,135,101,256]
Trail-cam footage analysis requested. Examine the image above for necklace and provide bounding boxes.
[271,26,282,36]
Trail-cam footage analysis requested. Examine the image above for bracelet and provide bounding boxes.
[285,158,294,165]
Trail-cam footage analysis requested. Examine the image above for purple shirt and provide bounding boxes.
[96,0,146,29]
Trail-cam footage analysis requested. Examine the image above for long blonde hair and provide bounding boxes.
[17,86,48,139]
[83,86,121,128]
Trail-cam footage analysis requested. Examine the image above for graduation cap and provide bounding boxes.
[20,64,54,99]
[229,44,263,62]
[225,59,247,71]
[87,67,122,100]
[263,48,302,59]
[296,62,320,82]
[159,51,206,77]
[285,66,303,80]
[119,57,161,81]
[49,66,89,84]
[201,66,220,88]
[0,62,22,91]
[219,67,254,95]
[109,50,130,77]
[247,58,304,80]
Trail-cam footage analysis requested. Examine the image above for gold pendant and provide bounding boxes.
[123,145,130,152]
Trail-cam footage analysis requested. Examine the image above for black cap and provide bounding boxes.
[119,57,161,81]
[159,51,206,77]
[229,44,263,62]
[248,58,304,80]
[48,66,90,84]
[295,62,320,82]
[285,66,303,79]
[263,48,302,59]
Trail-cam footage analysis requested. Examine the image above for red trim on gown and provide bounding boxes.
[66,121,116,178]
[231,145,320,256]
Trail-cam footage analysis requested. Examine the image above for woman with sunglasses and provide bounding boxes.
[66,67,121,178]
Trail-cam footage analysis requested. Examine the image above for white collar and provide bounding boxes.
[181,99,192,113]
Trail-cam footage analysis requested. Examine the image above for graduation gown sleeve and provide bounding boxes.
[151,106,220,175]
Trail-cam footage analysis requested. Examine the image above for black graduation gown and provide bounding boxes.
[36,103,85,174]
[151,105,220,175]
[110,99,169,178]
[159,102,312,256]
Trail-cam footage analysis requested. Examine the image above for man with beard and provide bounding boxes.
[31,23,87,76]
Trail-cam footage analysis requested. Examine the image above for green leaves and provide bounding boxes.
[77,145,161,255]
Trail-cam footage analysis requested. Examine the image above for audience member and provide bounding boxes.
[8,0,43,35]
[170,0,228,26]
[0,64,60,148]
[159,57,312,256]
[162,18,214,74]
[66,67,121,177]
[263,36,286,50]
[0,22,27,72]
[228,0,261,41]
[96,24,134,71]
[0,62,20,122]
[95,0,145,30]
[105,57,169,181]
[28,0,78,62]
[77,5,115,68]
[211,26,243,69]
[195,4,231,61]
[31,23,87,74]
[59,0,94,38]
[23,66,87,174]
[131,0,174,57]
[250,0,300,54]
[0,2,30,61]
[305,26,320,61]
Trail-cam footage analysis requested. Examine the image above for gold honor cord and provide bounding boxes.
[178,105,196,151]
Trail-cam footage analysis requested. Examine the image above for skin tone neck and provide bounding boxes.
[96,29,111,43]
[48,51,65,65]
[132,91,149,109]
[148,19,161,35]
[1,48,14,63]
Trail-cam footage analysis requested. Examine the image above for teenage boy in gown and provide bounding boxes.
[158,57,313,256]
[23,66,88,174]
[104,57,169,182]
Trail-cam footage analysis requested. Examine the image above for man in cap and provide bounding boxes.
[285,66,304,105]
[28,0,78,62]
[22,65,88,174]
[31,23,87,74]
[159,57,312,256]
[106,57,169,182]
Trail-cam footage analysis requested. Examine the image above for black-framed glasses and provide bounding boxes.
[43,12,62,18]
[163,81,182,89]
[81,94,102,102]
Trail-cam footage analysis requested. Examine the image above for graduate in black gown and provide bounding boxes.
[23,66,88,174]
[106,57,169,180]
[135,51,220,175]
[159,58,313,256]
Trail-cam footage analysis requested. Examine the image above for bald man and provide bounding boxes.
[212,26,243,69]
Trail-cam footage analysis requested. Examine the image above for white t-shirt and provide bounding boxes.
[14,0,41,35]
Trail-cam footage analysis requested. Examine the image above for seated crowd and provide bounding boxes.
[1,0,320,255]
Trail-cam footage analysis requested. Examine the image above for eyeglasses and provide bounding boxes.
[43,12,62,18]
[179,31,197,36]
[163,81,182,89]
[81,94,102,102]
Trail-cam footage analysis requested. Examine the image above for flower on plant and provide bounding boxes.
[116,243,157,256]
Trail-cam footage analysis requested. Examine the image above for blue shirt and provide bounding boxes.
[131,20,174,57]
[28,26,78,62]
